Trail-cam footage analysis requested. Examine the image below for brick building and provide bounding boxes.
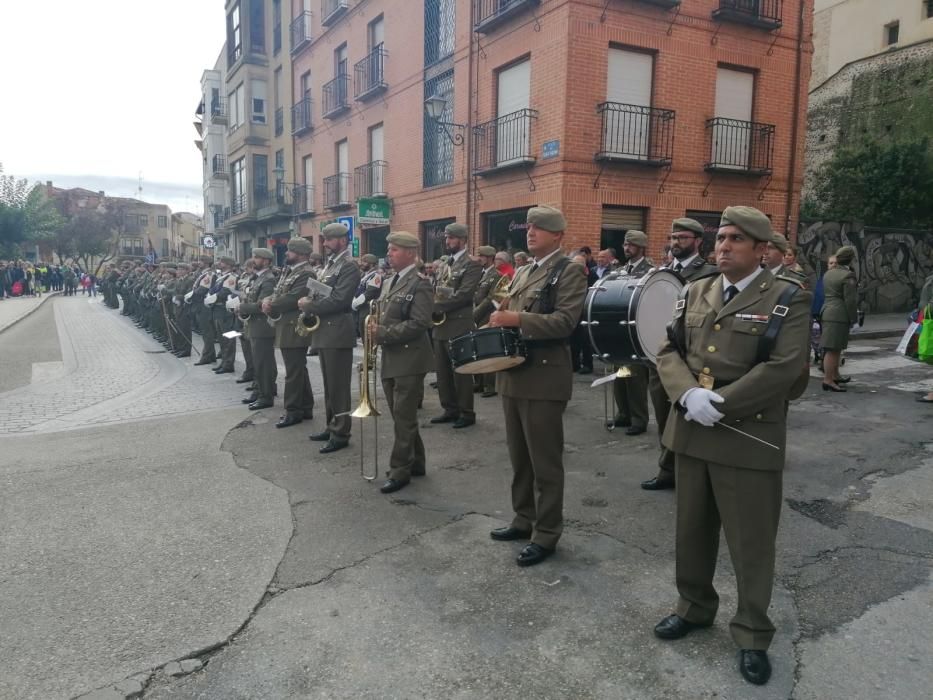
[287,0,811,261]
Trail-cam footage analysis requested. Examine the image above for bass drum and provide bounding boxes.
[583,268,684,366]
[449,328,527,374]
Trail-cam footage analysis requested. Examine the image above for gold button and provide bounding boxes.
[751,327,759,334]
[756,413,763,420]
[707,345,716,352]
[542,359,548,364]
[713,324,721,331]
[702,367,711,375]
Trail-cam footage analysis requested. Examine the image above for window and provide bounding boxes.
[495,58,531,166]
[232,157,246,208]
[600,206,646,254]
[229,83,246,129]
[249,0,265,54]
[335,43,348,77]
[139,215,149,227]
[337,139,349,203]
[253,154,268,197]
[369,15,384,51]
[251,80,267,123]
[272,0,282,54]
[605,48,654,160]
[162,239,170,258]
[274,67,282,109]
[227,3,242,65]
[275,149,285,173]
[423,69,454,187]
[886,21,900,46]
[927,1,933,20]
[158,215,168,228]
[300,71,311,100]
[425,0,455,66]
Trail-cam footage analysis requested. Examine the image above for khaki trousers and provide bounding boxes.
[280,347,314,416]
[613,364,649,429]
[382,374,427,481]
[239,334,254,380]
[319,347,353,439]
[434,338,474,420]
[648,367,675,478]
[250,336,277,403]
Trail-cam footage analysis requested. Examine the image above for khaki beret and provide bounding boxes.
[177,263,191,270]
[322,222,349,239]
[361,254,378,264]
[720,206,772,243]
[672,218,704,236]
[219,256,236,266]
[252,247,274,260]
[624,230,648,247]
[526,205,566,233]
[835,245,856,266]
[477,245,496,257]
[199,255,214,264]
[444,223,468,239]
[162,262,178,269]
[387,231,420,249]
[769,232,789,253]
[287,237,313,254]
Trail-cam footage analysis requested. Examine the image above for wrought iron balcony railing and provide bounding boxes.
[322,0,349,27]
[472,108,538,175]
[633,0,681,7]
[255,186,294,219]
[211,155,228,177]
[291,98,314,136]
[595,102,675,166]
[322,74,351,118]
[290,11,312,54]
[323,173,352,210]
[210,98,227,125]
[230,193,249,217]
[354,161,388,199]
[294,185,315,215]
[705,117,775,175]
[354,45,387,100]
[712,0,782,30]
[473,0,540,34]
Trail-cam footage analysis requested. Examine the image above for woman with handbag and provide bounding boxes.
[820,246,858,392]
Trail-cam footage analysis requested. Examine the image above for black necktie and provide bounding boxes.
[674,262,683,273]
[389,273,400,291]
[724,285,739,303]
[530,262,539,273]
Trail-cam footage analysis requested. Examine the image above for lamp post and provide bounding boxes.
[424,94,466,146]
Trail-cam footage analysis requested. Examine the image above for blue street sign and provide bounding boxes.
[337,215,355,241]
[542,139,560,159]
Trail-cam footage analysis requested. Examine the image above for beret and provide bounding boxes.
[477,245,496,257]
[162,262,178,269]
[322,222,349,239]
[310,252,323,262]
[720,206,772,243]
[361,254,378,264]
[835,245,856,266]
[177,263,191,270]
[444,223,468,239]
[252,247,274,260]
[526,205,566,233]
[672,218,704,236]
[287,237,313,254]
[219,256,236,266]
[387,231,420,249]
[769,232,789,253]
[199,255,214,264]
[624,230,648,247]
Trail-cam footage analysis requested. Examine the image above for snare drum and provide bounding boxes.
[583,268,683,366]
[449,328,528,374]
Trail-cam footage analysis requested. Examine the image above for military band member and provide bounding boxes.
[191,257,218,365]
[487,205,587,567]
[610,230,653,435]
[653,206,810,686]
[235,260,256,385]
[353,253,383,338]
[208,256,238,374]
[173,262,195,357]
[369,232,434,494]
[644,218,718,491]
[262,237,316,428]
[472,245,503,397]
[301,222,362,454]
[430,223,483,429]
[238,248,278,410]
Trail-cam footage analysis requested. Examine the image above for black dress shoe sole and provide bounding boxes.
[248,402,273,410]
[625,427,647,436]
[275,418,303,428]
[490,528,532,541]
[380,479,410,494]
[516,546,555,567]
[641,478,675,491]
[739,651,772,686]
[430,415,459,424]
[235,378,253,383]
[319,441,349,454]
[308,433,331,442]
[654,616,712,640]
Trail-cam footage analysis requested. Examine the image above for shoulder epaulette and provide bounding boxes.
[775,273,805,289]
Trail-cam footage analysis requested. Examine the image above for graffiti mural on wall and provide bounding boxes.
[797,222,933,313]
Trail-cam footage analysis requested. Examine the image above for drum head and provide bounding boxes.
[634,269,683,364]
[454,355,526,374]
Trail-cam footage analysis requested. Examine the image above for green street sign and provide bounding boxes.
[357,197,391,225]
[351,238,360,256]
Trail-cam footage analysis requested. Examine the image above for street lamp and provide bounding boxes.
[424,94,465,146]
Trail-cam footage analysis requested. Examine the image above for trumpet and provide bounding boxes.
[432,265,453,326]
[352,300,381,481]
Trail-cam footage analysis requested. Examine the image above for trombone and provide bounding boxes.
[431,264,453,326]
[352,300,381,481]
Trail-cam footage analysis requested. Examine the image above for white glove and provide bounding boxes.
[157,284,166,291]
[225,296,241,311]
[204,293,217,306]
[184,291,194,303]
[681,388,725,427]
[173,298,181,306]
[351,293,365,310]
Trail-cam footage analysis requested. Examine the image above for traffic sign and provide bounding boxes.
[351,238,360,257]
[336,215,355,242]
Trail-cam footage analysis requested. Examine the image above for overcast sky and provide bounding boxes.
[0,1,226,213]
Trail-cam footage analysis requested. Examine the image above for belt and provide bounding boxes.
[525,338,569,349]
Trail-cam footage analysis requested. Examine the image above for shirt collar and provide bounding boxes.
[673,253,699,270]
[450,248,467,263]
[394,263,416,283]
[532,248,562,268]
[721,266,764,294]
[769,264,783,276]
[328,248,349,265]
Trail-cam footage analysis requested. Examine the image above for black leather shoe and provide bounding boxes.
[319,439,349,454]
[308,431,331,442]
[481,390,498,398]
[641,476,675,491]
[194,359,213,366]
[215,367,235,375]
[380,478,409,494]
[430,413,459,424]
[452,417,475,429]
[517,543,554,567]
[605,417,631,428]
[275,414,303,428]
[490,526,531,541]
[242,394,258,404]
[175,352,191,358]
[836,375,852,384]
[653,614,711,640]
[739,650,772,686]
[235,376,253,384]
[248,401,273,410]
[625,425,647,436]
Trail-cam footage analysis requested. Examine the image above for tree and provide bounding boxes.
[0,163,62,257]
[810,138,933,228]
[53,211,120,274]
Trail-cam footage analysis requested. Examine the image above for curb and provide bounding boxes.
[850,329,904,340]
[0,292,61,335]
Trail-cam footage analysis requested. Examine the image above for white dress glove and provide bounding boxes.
[351,293,365,310]
[184,291,194,303]
[681,388,725,427]
[225,296,241,311]
[204,293,218,306]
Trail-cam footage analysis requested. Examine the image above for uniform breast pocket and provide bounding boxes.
[730,321,767,355]
[685,311,710,345]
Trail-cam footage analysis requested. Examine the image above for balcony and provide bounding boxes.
[354,161,388,199]
[472,108,538,175]
[323,73,351,118]
[291,98,314,136]
[322,0,349,27]
[473,0,540,34]
[595,102,675,167]
[275,107,284,137]
[354,45,387,101]
[290,11,312,54]
[704,117,775,175]
[293,185,316,216]
[230,193,249,218]
[323,174,352,210]
[632,0,681,8]
[712,0,782,30]
[211,155,228,178]
[255,186,294,220]
[210,98,227,125]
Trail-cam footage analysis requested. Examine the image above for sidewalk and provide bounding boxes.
[851,312,910,339]
[0,293,59,334]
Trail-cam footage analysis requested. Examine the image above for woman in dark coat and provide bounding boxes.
[820,246,858,391]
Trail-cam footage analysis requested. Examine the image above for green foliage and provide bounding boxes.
[810,138,933,228]
[56,210,120,274]
[0,163,62,257]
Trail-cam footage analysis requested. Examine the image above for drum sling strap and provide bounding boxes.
[523,257,572,349]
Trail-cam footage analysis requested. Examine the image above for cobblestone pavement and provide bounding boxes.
[0,293,56,333]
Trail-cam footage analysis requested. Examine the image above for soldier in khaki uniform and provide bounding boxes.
[300,223,362,454]
[238,248,278,410]
[430,222,483,429]
[191,257,218,365]
[369,232,434,494]
[172,263,195,358]
[262,237,315,428]
[610,230,653,435]
[487,205,587,567]
[209,256,239,374]
[653,206,810,687]
[472,245,503,397]
[234,260,256,385]
[764,232,808,286]
[643,218,718,491]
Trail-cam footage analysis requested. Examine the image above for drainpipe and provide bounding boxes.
[785,0,807,240]
[466,25,475,242]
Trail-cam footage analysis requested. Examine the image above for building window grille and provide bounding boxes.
[423,70,455,187]
[250,0,266,54]
[227,3,242,65]
[425,0,455,66]
[885,21,900,46]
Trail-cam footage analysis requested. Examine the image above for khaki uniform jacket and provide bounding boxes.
[305,251,362,350]
[433,252,483,340]
[820,267,858,324]
[623,256,654,278]
[672,256,718,282]
[238,268,278,340]
[268,261,313,348]
[497,254,588,402]
[473,265,503,327]
[375,270,434,379]
[656,270,811,471]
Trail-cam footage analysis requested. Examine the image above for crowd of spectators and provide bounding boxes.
[0,259,96,299]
